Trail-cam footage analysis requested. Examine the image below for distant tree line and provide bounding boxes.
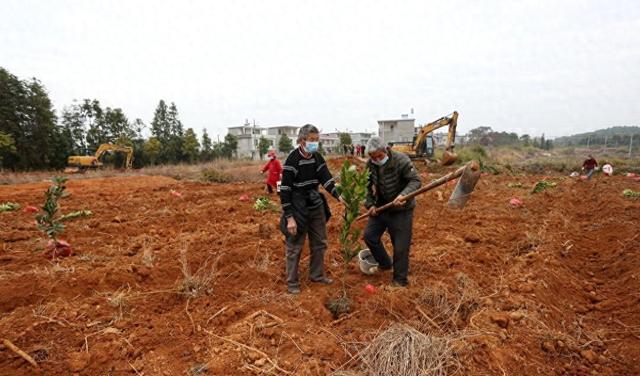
[465,126,554,150]
[0,67,239,171]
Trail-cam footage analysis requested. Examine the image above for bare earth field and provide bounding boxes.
[1,159,639,375]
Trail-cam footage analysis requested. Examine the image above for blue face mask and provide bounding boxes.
[304,141,319,153]
[372,155,389,166]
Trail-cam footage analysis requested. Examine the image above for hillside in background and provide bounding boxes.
[555,126,640,146]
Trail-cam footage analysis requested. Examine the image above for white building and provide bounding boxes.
[377,115,416,144]
[266,125,299,153]
[227,122,300,159]
[322,132,375,154]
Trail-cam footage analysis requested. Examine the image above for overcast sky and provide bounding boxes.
[2,0,639,140]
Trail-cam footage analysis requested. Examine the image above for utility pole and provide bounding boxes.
[630,134,634,159]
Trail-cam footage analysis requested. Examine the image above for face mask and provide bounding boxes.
[372,155,389,166]
[304,141,319,153]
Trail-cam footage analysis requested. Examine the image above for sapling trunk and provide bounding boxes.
[326,160,369,317]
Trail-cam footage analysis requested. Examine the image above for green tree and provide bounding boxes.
[258,136,271,160]
[201,128,213,162]
[61,104,87,155]
[182,128,200,163]
[278,133,294,154]
[150,100,170,163]
[222,134,238,159]
[167,102,184,163]
[143,137,162,165]
[0,131,17,167]
[0,68,63,170]
[212,142,224,159]
[339,133,352,153]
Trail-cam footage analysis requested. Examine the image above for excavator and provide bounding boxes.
[65,143,134,173]
[393,111,459,166]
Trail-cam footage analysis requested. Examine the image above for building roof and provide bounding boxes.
[377,118,415,123]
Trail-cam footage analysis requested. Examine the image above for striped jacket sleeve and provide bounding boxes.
[279,153,297,218]
[316,154,340,200]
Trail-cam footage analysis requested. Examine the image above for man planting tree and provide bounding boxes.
[363,136,421,287]
[279,124,343,294]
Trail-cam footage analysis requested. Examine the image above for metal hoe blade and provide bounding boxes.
[448,161,481,208]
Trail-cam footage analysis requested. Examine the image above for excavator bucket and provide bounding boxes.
[441,151,458,166]
[448,161,481,208]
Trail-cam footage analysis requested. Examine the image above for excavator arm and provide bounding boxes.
[94,144,134,169]
[412,111,458,165]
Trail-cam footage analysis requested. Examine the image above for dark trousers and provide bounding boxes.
[363,209,414,285]
[285,206,328,288]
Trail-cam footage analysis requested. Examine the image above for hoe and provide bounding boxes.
[356,160,482,222]
[355,161,481,274]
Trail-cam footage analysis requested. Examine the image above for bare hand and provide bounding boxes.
[368,206,378,217]
[393,195,406,207]
[287,217,297,236]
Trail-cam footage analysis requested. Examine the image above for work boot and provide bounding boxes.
[311,277,333,285]
[391,279,408,288]
[288,286,301,295]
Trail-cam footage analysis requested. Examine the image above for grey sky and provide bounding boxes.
[2,0,639,140]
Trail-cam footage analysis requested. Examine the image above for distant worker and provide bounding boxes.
[363,137,422,287]
[279,124,342,294]
[261,150,282,194]
[582,154,598,180]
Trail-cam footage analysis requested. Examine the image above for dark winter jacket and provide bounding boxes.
[364,149,422,211]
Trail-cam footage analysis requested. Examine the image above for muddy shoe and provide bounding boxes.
[391,279,408,288]
[288,286,301,294]
[312,277,333,285]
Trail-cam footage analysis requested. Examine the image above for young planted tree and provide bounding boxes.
[327,160,369,318]
[35,177,91,259]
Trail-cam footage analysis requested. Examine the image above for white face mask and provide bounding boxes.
[304,141,319,153]
[372,155,389,166]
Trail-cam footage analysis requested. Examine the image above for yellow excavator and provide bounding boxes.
[65,143,134,173]
[393,111,459,165]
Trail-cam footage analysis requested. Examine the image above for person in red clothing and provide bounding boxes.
[582,154,598,180]
[261,150,282,194]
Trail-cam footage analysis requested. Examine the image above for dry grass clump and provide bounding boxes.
[453,273,481,322]
[360,323,455,376]
[106,284,132,321]
[418,274,481,330]
[177,253,217,299]
[419,283,455,326]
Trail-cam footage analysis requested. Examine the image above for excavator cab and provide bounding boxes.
[415,134,435,158]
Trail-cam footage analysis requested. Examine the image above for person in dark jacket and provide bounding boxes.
[582,154,598,180]
[363,136,421,286]
[279,124,342,294]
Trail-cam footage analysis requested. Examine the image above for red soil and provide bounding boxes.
[1,168,639,375]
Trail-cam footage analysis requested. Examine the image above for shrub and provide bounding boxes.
[201,168,231,183]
